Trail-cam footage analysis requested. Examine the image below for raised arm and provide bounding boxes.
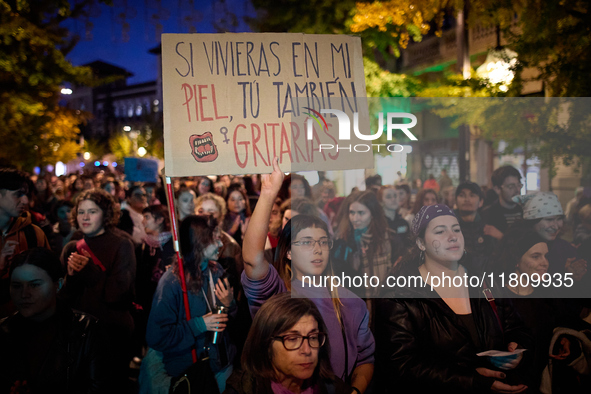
[242,157,284,280]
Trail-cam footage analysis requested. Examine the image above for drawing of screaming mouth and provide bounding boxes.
[189,132,218,163]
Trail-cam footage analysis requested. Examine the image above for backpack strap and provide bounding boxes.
[482,281,503,334]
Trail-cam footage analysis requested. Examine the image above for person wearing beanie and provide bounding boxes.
[492,226,591,393]
[495,227,549,297]
[511,192,587,284]
[374,204,532,394]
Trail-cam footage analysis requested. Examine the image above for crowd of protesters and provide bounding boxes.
[0,163,590,394]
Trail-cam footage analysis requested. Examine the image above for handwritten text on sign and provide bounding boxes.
[162,33,372,176]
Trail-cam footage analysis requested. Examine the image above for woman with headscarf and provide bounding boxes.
[375,204,533,394]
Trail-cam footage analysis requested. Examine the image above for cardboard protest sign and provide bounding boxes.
[124,157,159,183]
[162,33,373,176]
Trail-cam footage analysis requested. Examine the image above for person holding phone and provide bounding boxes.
[146,214,236,392]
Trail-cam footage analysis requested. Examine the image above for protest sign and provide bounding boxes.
[162,32,373,176]
[124,157,159,183]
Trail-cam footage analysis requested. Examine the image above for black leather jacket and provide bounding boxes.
[0,304,108,393]
[374,265,533,394]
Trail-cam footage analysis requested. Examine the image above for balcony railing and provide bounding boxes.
[402,23,508,71]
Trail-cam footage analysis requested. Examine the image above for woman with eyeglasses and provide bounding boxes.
[224,293,350,393]
[242,158,375,394]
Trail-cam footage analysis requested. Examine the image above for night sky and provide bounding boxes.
[64,0,254,85]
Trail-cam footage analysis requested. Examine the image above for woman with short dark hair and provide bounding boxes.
[225,293,349,393]
[61,188,136,387]
[136,204,174,315]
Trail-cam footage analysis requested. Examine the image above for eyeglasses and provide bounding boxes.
[291,237,333,250]
[502,183,523,192]
[273,333,327,350]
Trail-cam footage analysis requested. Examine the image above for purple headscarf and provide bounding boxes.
[411,204,456,236]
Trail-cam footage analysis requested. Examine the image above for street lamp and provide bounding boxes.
[476,48,518,92]
[129,130,139,156]
[138,147,147,157]
[476,25,518,93]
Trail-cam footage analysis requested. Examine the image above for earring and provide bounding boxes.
[420,250,425,263]
[464,249,467,255]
